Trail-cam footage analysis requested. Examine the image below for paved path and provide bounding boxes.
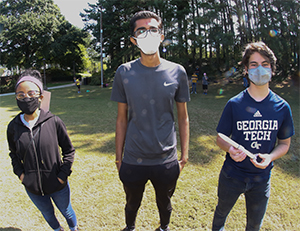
[0,83,75,97]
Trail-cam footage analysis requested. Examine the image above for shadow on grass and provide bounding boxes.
[188,136,220,165]
[0,228,22,231]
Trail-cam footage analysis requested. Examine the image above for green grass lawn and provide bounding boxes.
[0,81,299,231]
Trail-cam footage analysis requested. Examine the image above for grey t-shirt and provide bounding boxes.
[202,75,208,85]
[111,58,190,165]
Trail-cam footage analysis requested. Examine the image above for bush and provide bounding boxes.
[0,77,17,94]
[90,72,101,85]
[89,68,115,86]
[45,68,74,82]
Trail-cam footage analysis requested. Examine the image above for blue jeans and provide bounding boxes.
[26,182,77,231]
[212,169,270,231]
[192,82,197,93]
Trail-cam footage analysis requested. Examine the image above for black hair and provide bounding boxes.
[129,10,163,36]
[17,69,43,83]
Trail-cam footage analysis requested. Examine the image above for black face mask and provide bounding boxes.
[17,97,40,115]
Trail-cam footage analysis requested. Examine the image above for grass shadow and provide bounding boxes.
[0,228,22,231]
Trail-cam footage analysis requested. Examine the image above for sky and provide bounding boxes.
[53,0,97,28]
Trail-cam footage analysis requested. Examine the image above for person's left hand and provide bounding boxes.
[250,154,272,169]
[57,177,65,184]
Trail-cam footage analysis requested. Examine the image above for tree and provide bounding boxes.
[0,0,88,71]
[80,0,299,80]
[49,21,89,72]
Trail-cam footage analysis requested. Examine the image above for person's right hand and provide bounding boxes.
[228,146,247,162]
[178,160,187,172]
[19,173,24,182]
[116,161,122,172]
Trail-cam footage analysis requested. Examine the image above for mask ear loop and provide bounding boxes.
[130,35,137,47]
[131,36,143,50]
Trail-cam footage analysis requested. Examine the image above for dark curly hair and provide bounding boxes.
[242,41,277,75]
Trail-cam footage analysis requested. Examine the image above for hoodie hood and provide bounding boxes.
[14,109,55,128]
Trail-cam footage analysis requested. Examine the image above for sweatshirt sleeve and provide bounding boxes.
[7,121,24,178]
[55,116,75,181]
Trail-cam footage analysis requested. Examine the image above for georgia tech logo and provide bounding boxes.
[251,141,262,149]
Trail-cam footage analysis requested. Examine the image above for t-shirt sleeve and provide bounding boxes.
[110,66,127,103]
[277,103,295,140]
[175,65,190,102]
[216,101,233,136]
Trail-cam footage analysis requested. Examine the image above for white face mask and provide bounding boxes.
[135,34,162,55]
[248,65,272,86]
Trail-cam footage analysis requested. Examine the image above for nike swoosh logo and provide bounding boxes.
[164,81,176,87]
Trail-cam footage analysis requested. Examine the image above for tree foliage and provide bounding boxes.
[0,0,89,72]
[81,0,299,81]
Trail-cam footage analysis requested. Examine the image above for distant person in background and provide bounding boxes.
[202,73,208,95]
[75,78,81,93]
[7,70,78,231]
[212,41,294,231]
[195,65,200,78]
[191,72,198,94]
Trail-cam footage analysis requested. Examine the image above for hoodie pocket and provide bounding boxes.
[22,171,40,195]
[41,169,64,195]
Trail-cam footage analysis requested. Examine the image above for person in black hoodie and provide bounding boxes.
[7,70,78,231]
